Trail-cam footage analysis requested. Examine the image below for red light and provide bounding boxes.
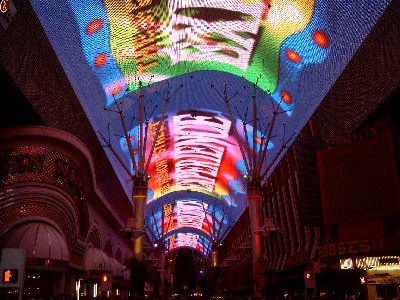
[313,31,329,48]
[2,269,18,283]
[4,270,11,282]
[280,91,292,104]
[86,19,103,35]
[111,85,123,96]
[360,276,366,284]
[95,53,107,67]
[286,49,301,63]
[0,0,10,14]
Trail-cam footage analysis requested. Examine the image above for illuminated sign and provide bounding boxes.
[122,111,245,248]
[320,239,400,259]
[0,0,9,14]
[2,268,18,283]
[147,198,223,238]
[177,200,208,230]
[0,0,10,14]
[340,256,400,270]
[149,120,172,195]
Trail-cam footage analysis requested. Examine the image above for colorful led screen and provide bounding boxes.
[63,0,334,110]
[120,111,250,206]
[146,195,229,250]
[166,232,212,255]
[31,0,391,253]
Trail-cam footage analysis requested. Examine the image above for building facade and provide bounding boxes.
[0,126,133,298]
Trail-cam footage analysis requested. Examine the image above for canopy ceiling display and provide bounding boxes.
[31,0,391,254]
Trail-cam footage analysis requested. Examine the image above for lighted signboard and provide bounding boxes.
[31,0,391,253]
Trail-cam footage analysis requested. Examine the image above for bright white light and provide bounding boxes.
[93,283,98,297]
[267,3,304,25]
[340,258,353,269]
[75,280,81,300]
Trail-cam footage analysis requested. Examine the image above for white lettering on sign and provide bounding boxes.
[172,233,200,249]
[173,113,231,192]
[162,0,265,70]
[177,200,208,230]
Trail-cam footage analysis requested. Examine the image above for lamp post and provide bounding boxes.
[211,82,294,298]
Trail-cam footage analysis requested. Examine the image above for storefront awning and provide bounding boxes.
[84,247,112,272]
[0,222,70,262]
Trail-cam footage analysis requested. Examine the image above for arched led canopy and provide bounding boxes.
[121,111,248,203]
[146,196,230,239]
[165,232,212,257]
[31,0,391,254]
[122,111,265,251]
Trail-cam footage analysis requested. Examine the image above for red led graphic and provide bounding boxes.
[0,0,10,13]
[280,91,292,104]
[95,53,107,67]
[111,85,123,96]
[86,19,103,35]
[286,49,301,63]
[313,30,329,48]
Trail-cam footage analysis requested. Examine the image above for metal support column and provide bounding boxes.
[248,183,264,298]
[133,175,148,260]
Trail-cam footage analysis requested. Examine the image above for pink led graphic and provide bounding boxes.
[173,113,232,193]
[158,200,214,236]
[177,200,208,230]
[167,232,206,253]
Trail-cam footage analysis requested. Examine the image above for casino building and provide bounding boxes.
[0,0,399,299]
